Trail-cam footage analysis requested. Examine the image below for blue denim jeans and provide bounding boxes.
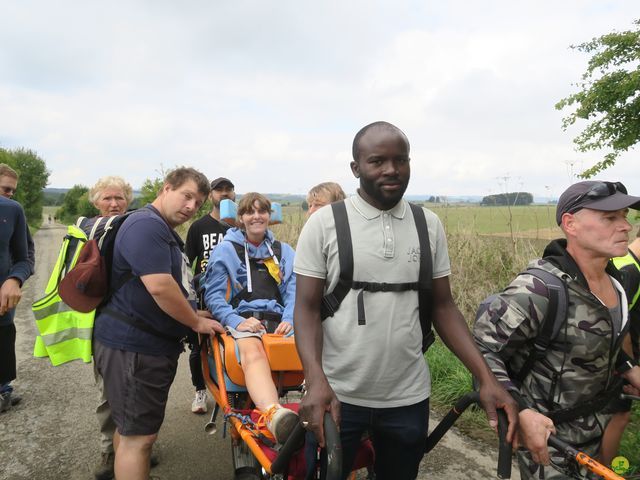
[306,398,429,480]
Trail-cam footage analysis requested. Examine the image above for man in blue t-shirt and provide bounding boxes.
[184,176,235,414]
[93,167,224,480]
[0,195,31,412]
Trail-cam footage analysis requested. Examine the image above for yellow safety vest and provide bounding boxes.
[32,224,94,366]
[612,252,640,310]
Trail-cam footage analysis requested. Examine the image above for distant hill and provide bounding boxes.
[43,188,556,207]
[43,188,67,206]
[405,195,484,203]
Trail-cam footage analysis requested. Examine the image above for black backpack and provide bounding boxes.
[475,267,568,384]
[320,201,435,353]
[77,208,185,343]
[475,267,624,423]
[230,240,283,308]
[59,210,139,313]
[78,210,139,282]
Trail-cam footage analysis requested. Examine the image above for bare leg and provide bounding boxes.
[237,337,279,411]
[113,431,157,480]
[600,411,631,467]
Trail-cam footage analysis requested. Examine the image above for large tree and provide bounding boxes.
[0,147,50,225]
[555,19,640,178]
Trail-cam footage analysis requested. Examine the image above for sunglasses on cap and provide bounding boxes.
[565,181,628,214]
[566,182,627,213]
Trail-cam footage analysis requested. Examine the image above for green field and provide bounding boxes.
[283,202,563,236]
[428,203,559,235]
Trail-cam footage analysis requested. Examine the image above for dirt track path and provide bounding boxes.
[0,220,519,480]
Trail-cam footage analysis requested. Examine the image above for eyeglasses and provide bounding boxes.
[565,181,627,214]
[0,186,16,195]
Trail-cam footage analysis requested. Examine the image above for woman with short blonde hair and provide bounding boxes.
[306,181,346,216]
[89,176,133,216]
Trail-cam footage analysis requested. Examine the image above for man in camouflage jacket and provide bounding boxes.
[474,181,640,479]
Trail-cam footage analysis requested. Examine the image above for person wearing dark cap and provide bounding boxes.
[474,180,640,479]
[184,176,235,413]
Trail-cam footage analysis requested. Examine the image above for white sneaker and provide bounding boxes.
[191,389,208,414]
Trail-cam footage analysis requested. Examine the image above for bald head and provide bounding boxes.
[352,121,410,162]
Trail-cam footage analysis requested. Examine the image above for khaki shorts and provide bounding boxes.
[94,340,179,436]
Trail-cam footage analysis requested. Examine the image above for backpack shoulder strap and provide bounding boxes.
[272,240,282,262]
[232,240,281,262]
[513,267,568,383]
[333,201,353,281]
[320,201,353,319]
[100,210,141,301]
[232,241,244,261]
[409,203,435,352]
[409,203,432,289]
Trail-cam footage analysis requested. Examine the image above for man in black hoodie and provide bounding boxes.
[474,181,640,479]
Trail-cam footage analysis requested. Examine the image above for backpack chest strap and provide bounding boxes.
[353,281,422,326]
[320,201,434,352]
[352,281,420,292]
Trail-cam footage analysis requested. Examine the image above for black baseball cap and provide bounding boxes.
[210,177,234,190]
[555,181,640,225]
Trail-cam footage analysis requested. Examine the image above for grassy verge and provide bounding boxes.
[619,404,640,475]
[425,340,494,442]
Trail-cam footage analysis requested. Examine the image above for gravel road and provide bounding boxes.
[0,220,519,480]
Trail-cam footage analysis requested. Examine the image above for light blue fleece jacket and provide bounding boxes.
[202,227,296,330]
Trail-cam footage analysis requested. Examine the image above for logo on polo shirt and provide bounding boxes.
[407,246,420,263]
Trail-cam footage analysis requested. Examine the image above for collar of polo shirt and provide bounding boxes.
[352,191,406,220]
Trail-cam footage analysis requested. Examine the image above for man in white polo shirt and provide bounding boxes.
[293,121,517,479]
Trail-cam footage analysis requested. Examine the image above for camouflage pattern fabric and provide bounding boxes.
[473,253,630,480]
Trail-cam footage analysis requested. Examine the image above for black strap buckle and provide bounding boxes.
[321,294,341,319]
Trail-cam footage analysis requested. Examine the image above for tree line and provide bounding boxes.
[481,192,533,206]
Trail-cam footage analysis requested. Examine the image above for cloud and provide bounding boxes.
[0,0,637,197]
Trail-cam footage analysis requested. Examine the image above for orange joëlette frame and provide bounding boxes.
[201,333,304,475]
[575,453,625,480]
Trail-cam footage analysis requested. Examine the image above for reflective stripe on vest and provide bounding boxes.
[612,253,640,310]
[32,224,94,366]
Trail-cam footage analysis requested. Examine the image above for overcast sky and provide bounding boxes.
[0,1,637,198]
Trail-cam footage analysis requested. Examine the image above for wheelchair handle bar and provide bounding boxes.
[271,412,342,479]
[425,391,512,479]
